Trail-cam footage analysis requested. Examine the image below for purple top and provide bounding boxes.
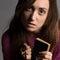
[2,31,60,60]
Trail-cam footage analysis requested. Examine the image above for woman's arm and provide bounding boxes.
[2,32,11,60]
[52,43,60,60]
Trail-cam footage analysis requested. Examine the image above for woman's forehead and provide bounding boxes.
[32,0,49,10]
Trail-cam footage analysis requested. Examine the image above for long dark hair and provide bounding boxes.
[9,0,58,50]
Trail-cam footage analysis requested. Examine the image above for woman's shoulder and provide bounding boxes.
[2,30,10,42]
[2,30,11,50]
[57,30,60,49]
[52,31,60,60]
[54,30,60,51]
[2,30,13,60]
[58,30,60,40]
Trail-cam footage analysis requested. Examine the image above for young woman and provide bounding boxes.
[2,0,59,60]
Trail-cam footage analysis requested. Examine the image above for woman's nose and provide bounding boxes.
[31,11,37,21]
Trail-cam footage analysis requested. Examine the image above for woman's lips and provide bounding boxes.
[27,23,36,28]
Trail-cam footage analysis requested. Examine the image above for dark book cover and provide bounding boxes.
[31,38,50,60]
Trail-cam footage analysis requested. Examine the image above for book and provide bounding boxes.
[31,38,50,60]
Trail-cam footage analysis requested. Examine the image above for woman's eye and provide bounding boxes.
[26,8,33,12]
[38,8,46,15]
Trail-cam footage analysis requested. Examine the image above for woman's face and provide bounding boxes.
[22,0,49,33]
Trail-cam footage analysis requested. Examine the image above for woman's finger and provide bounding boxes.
[24,43,31,49]
[37,51,52,60]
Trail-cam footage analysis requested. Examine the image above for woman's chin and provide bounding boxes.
[26,28,39,33]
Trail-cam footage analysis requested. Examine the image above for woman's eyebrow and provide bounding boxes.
[39,7,48,10]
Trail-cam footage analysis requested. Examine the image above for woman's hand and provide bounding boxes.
[36,51,52,60]
[24,43,32,60]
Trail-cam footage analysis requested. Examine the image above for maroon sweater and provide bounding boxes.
[2,31,60,60]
